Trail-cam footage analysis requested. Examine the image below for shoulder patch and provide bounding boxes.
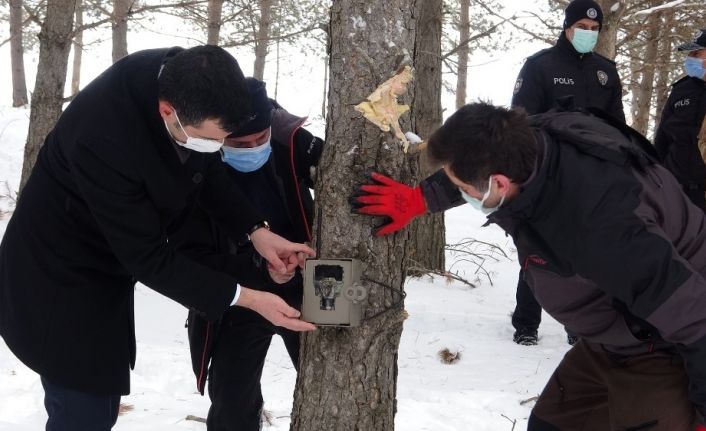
[596,70,608,86]
[513,77,523,95]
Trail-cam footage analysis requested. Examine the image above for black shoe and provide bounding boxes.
[513,329,538,346]
[567,334,579,345]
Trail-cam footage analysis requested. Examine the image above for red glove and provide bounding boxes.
[696,424,706,431]
[351,172,427,236]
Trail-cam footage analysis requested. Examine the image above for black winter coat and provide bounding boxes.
[512,34,625,122]
[0,48,269,395]
[173,108,323,393]
[654,76,706,188]
[421,111,706,418]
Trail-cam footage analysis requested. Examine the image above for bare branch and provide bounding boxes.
[476,2,556,46]
[220,22,322,47]
[441,16,512,61]
[74,0,208,33]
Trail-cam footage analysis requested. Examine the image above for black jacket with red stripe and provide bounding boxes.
[171,107,322,393]
[419,110,706,417]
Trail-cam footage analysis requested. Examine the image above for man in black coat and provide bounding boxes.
[509,0,625,346]
[655,29,706,212]
[174,78,322,431]
[0,46,315,431]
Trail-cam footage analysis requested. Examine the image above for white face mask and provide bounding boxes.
[166,111,224,153]
[459,177,506,216]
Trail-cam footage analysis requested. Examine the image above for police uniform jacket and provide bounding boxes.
[512,33,625,122]
[654,76,706,188]
[420,111,706,418]
[0,48,270,395]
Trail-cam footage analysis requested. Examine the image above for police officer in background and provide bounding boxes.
[655,29,706,212]
[510,0,626,346]
[512,0,625,121]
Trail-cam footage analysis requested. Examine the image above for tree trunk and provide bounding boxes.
[290,1,419,429]
[632,12,661,136]
[71,0,83,96]
[654,12,675,127]
[594,0,626,60]
[629,55,640,126]
[408,0,444,273]
[321,56,328,119]
[20,0,76,192]
[274,35,281,99]
[454,0,470,110]
[10,0,29,107]
[112,0,129,63]
[206,0,224,45]
[253,0,274,80]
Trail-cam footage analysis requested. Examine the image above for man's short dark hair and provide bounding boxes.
[428,102,538,190]
[158,45,250,133]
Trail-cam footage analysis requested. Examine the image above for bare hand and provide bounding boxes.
[250,228,315,274]
[268,262,295,284]
[236,287,316,331]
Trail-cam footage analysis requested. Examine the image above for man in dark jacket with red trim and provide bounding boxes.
[173,78,322,431]
[0,47,315,431]
[353,102,706,430]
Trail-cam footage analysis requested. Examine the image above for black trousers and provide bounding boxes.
[41,376,120,431]
[206,306,300,431]
[511,272,542,332]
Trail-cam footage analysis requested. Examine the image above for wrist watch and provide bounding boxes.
[247,220,270,241]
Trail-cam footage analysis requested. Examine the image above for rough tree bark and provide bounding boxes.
[112,0,130,63]
[10,0,29,107]
[594,0,626,60]
[632,12,661,135]
[71,0,83,95]
[455,0,470,110]
[408,0,444,273]
[654,11,675,125]
[206,0,225,45]
[253,0,274,80]
[290,0,423,429]
[20,0,76,191]
[629,55,640,126]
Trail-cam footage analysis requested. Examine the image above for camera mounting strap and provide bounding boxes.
[360,276,407,322]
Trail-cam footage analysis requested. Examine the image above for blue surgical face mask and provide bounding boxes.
[570,29,599,54]
[221,138,272,172]
[459,177,506,216]
[685,56,706,80]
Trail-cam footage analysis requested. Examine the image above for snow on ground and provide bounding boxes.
[0,108,570,430]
